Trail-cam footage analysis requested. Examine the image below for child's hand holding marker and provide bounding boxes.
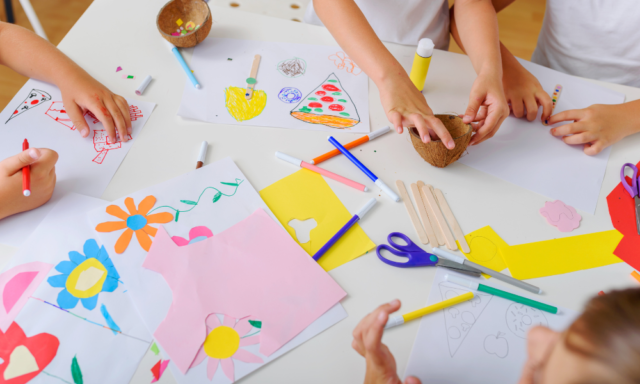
[549,100,640,156]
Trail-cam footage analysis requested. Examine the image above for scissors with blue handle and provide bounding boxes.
[376,232,482,276]
[621,163,640,235]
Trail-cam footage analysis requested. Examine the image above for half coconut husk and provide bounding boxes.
[409,114,472,168]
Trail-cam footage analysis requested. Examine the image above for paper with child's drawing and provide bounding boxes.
[459,59,625,214]
[178,38,370,133]
[405,268,577,384]
[260,169,376,271]
[88,157,347,384]
[0,79,155,247]
[0,194,152,383]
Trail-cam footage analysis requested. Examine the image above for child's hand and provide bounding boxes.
[463,71,509,146]
[352,299,421,384]
[502,56,552,122]
[60,73,131,144]
[0,148,58,220]
[549,102,640,155]
[381,75,455,149]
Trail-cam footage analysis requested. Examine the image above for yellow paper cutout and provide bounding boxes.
[66,258,108,298]
[459,226,509,278]
[500,230,623,280]
[176,18,183,26]
[4,345,39,380]
[225,86,267,122]
[204,326,240,359]
[260,169,376,271]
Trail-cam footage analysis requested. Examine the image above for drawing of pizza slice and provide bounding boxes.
[290,73,360,129]
[6,89,52,124]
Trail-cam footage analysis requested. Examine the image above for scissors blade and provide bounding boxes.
[635,196,640,236]
[436,259,482,277]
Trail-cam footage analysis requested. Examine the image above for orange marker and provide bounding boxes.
[310,126,391,165]
[22,139,31,197]
[631,271,640,284]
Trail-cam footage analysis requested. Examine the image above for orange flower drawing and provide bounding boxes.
[96,196,173,253]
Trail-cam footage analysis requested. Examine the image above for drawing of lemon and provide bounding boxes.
[224,86,267,122]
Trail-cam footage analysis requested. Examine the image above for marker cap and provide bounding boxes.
[275,151,303,167]
[384,315,405,329]
[375,179,401,202]
[135,75,153,96]
[356,198,377,219]
[432,248,465,264]
[367,126,392,140]
[445,274,480,291]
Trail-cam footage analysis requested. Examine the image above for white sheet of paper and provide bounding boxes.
[87,157,347,384]
[2,194,152,384]
[0,79,155,246]
[458,59,625,214]
[405,268,577,384]
[178,38,370,133]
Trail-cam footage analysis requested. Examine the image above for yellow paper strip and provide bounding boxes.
[459,226,510,279]
[260,169,375,271]
[500,230,623,280]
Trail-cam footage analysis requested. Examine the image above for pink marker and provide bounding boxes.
[275,151,368,192]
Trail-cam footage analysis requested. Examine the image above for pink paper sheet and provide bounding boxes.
[143,209,346,373]
[0,262,53,332]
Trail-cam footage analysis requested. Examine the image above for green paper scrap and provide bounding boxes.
[248,320,262,329]
[71,356,83,384]
[150,342,160,355]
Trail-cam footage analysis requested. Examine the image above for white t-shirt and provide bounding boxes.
[304,0,450,49]
[532,1,640,87]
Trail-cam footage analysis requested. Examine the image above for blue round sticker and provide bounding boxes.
[278,87,302,104]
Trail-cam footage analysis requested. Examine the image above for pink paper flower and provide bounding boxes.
[190,314,263,381]
[171,226,213,246]
[539,200,582,232]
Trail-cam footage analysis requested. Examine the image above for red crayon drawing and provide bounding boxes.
[45,101,75,130]
[93,130,132,164]
[130,105,143,121]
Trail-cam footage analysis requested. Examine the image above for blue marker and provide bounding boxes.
[328,136,401,202]
[164,40,201,89]
[313,198,376,262]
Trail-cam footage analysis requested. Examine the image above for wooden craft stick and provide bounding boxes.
[410,183,437,245]
[434,188,470,253]
[418,181,445,246]
[421,185,457,250]
[246,54,261,100]
[396,181,430,244]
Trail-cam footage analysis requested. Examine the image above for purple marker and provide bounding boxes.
[312,198,377,262]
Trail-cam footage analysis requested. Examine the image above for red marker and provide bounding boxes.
[22,139,31,197]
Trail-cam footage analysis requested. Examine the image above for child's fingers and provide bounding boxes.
[524,97,539,122]
[352,339,365,357]
[405,377,422,384]
[0,148,41,176]
[411,115,432,144]
[388,110,403,134]
[90,101,118,143]
[463,93,483,124]
[104,97,128,142]
[584,142,605,156]
[547,108,584,125]
[562,132,595,145]
[550,122,587,137]
[424,115,454,149]
[537,91,553,123]
[30,149,59,179]
[510,97,525,119]
[363,300,401,354]
[113,95,132,134]
[65,102,90,138]
[470,107,504,146]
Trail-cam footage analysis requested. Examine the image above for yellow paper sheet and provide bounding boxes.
[260,169,376,271]
[500,230,623,280]
[459,226,510,278]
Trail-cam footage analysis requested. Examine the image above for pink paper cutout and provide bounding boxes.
[540,200,582,232]
[171,226,213,246]
[116,66,123,72]
[0,262,53,332]
[150,359,170,382]
[143,209,346,374]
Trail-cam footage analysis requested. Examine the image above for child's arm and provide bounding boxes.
[313,0,454,148]
[352,300,421,384]
[450,0,553,123]
[548,100,640,155]
[0,148,57,220]
[0,22,130,144]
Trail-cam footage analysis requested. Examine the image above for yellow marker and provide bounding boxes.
[409,38,435,92]
[385,291,474,329]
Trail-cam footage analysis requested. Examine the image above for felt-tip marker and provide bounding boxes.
[164,40,201,89]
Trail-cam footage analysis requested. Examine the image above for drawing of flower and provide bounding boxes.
[95,196,173,254]
[171,226,214,246]
[190,314,263,382]
[47,239,120,310]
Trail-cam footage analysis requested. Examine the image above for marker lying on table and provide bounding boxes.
[445,274,558,314]
[432,248,542,295]
[164,40,200,89]
[385,292,474,329]
[311,127,391,165]
[22,139,30,197]
[196,141,208,169]
[313,198,376,261]
[275,151,368,192]
[327,136,400,202]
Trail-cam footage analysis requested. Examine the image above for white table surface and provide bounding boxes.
[2,1,640,383]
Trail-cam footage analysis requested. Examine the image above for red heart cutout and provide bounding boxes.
[0,322,59,383]
[607,160,640,270]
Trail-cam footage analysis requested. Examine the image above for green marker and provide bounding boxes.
[445,274,558,314]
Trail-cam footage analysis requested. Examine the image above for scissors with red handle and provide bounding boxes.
[621,163,640,235]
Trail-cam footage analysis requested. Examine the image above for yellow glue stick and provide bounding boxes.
[409,38,434,91]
